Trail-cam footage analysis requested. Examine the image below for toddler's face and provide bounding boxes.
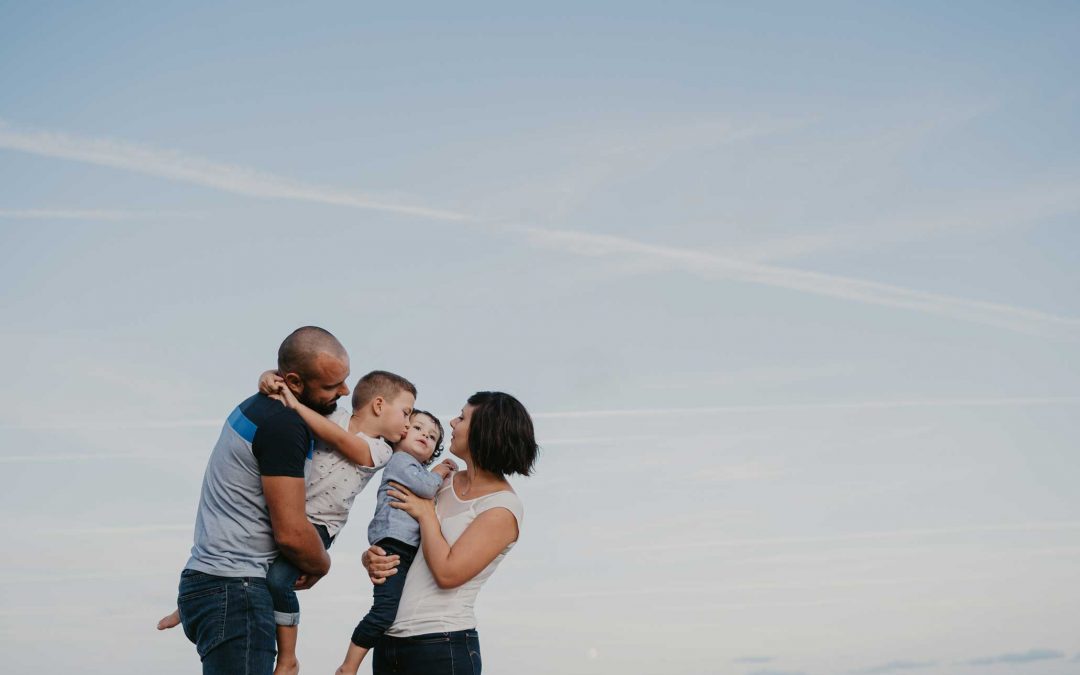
[397,414,441,464]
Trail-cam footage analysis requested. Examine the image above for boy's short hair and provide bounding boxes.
[466,391,538,478]
[351,370,417,411]
[411,409,445,465]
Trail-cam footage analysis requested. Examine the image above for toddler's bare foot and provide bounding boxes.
[272,657,300,675]
[157,609,181,630]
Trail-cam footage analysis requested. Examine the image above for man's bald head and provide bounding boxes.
[278,326,347,378]
[277,327,350,415]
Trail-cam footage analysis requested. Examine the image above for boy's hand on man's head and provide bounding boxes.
[258,370,285,396]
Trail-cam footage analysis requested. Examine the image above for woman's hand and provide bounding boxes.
[388,482,437,522]
[361,544,400,585]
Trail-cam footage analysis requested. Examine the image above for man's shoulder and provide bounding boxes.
[237,394,304,426]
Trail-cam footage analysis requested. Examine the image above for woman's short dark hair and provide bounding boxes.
[411,409,444,466]
[467,391,538,477]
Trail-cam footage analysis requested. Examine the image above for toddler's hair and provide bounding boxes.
[351,370,417,411]
[409,409,444,466]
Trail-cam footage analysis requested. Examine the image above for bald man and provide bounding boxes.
[176,326,350,675]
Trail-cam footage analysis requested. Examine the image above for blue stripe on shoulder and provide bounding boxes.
[227,407,257,443]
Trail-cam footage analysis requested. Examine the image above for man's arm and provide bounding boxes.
[263,475,331,579]
[253,410,330,588]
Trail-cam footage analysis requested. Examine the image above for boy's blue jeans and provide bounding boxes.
[177,570,276,675]
[267,523,334,626]
[351,537,417,648]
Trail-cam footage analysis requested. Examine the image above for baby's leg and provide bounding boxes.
[337,539,417,675]
[156,608,180,630]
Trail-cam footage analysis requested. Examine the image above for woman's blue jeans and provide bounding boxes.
[177,569,276,675]
[373,629,482,674]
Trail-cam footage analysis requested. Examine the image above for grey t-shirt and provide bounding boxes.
[185,394,313,578]
[367,452,444,546]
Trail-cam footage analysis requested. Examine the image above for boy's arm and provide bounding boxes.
[277,385,374,467]
[385,454,444,499]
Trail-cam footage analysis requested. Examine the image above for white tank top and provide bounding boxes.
[386,478,524,636]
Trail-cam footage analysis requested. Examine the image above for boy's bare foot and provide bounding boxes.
[272,657,299,675]
[157,609,181,630]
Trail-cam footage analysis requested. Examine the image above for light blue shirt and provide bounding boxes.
[367,451,444,546]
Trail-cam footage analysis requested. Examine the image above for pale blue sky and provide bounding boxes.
[2,2,1079,674]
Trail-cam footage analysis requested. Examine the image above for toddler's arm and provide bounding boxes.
[384,453,444,499]
[275,383,375,467]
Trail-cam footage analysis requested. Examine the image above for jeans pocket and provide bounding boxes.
[409,633,451,645]
[178,583,227,658]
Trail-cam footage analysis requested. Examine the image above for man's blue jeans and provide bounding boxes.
[178,569,276,675]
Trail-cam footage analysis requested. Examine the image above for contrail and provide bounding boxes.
[0,118,471,222]
[3,118,1078,335]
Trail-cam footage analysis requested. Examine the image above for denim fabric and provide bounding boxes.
[177,569,277,675]
[373,629,481,675]
[265,524,333,626]
[351,538,417,648]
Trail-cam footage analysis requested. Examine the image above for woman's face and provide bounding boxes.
[448,404,476,460]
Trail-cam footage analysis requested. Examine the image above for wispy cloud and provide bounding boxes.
[0,118,469,222]
[851,660,937,674]
[961,648,1064,665]
[4,118,1077,336]
[530,396,1080,420]
[524,227,1080,336]
[0,452,174,464]
[748,669,805,675]
[0,208,191,220]
[734,657,775,664]
[613,521,1080,553]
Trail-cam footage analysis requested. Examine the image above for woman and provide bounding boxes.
[360,391,538,674]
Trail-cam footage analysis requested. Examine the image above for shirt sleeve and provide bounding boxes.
[252,410,309,477]
[385,453,444,499]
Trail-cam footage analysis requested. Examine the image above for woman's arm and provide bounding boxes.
[388,484,518,589]
[276,384,375,467]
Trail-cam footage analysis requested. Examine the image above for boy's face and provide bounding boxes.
[377,390,415,443]
[397,414,441,464]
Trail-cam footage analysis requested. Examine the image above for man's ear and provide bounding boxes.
[282,372,304,395]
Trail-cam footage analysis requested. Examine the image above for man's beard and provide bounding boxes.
[299,391,338,416]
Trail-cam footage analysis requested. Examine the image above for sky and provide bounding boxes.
[1,2,1079,674]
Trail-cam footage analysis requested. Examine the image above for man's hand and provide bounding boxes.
[361,544,400,585]
[432,459,458,478]
[293,573,325,591]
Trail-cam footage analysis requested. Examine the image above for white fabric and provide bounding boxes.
[386,478,523,637]
[304,404,393,536]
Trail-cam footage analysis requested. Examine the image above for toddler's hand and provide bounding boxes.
[432,459,458,478]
